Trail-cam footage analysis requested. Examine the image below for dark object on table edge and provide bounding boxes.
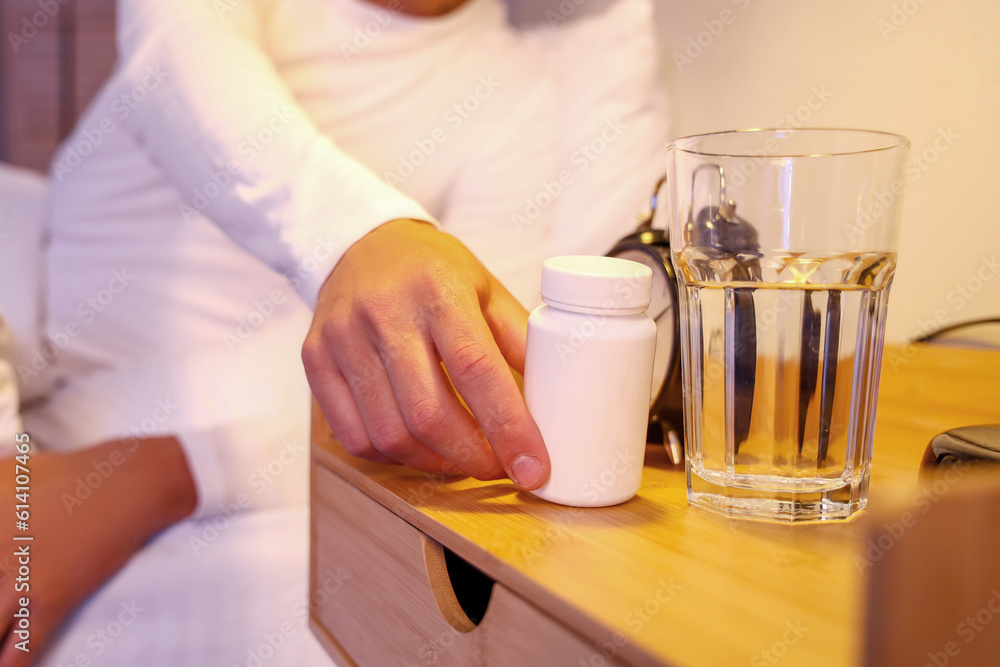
[920,424,1000,473]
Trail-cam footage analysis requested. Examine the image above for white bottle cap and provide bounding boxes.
[540,255,653,314]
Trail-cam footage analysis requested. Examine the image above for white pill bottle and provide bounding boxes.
[524,256,657,507]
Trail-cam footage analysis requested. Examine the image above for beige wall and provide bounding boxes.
[653,0,1000,343]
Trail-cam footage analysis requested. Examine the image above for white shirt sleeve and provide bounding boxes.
[114,0,436,308]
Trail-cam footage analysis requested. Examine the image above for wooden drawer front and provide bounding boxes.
[311,463,627,667]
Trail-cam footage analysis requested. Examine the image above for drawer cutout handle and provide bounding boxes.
[422,536,495,632]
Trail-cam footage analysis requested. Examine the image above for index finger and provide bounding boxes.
[430,294,550,491]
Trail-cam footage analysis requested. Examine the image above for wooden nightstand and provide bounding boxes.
[311,344,1000,666]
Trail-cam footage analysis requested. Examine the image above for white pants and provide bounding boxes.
[40,506,336,667]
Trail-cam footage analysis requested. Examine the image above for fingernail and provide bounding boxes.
[510,454,542,488]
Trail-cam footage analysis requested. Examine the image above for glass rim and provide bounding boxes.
[667,127,911,158]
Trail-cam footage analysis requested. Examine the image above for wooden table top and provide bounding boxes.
[311,343,1000,667]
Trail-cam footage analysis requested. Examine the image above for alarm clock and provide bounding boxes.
[606,177,684,464]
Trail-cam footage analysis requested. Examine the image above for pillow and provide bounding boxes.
[0,315,21,455]
[0,162,49,402]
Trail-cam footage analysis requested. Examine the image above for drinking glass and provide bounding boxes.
[665,128,910,521]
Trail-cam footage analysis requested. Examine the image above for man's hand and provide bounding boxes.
[302,219,550,489]
[0,438,196,666]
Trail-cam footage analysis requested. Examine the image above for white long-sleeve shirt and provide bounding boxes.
[20,1,666,664]
[24,0,668,519]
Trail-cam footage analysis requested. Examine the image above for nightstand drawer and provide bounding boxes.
[311,462,626,667]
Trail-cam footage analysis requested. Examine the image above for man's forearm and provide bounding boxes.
[94,436,198,547]
[0,438,197,665]
[363,0,471,17]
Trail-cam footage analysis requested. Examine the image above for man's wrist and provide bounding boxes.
[361,0,471,18]
[322,218,437,290]
[101,436,198,533]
